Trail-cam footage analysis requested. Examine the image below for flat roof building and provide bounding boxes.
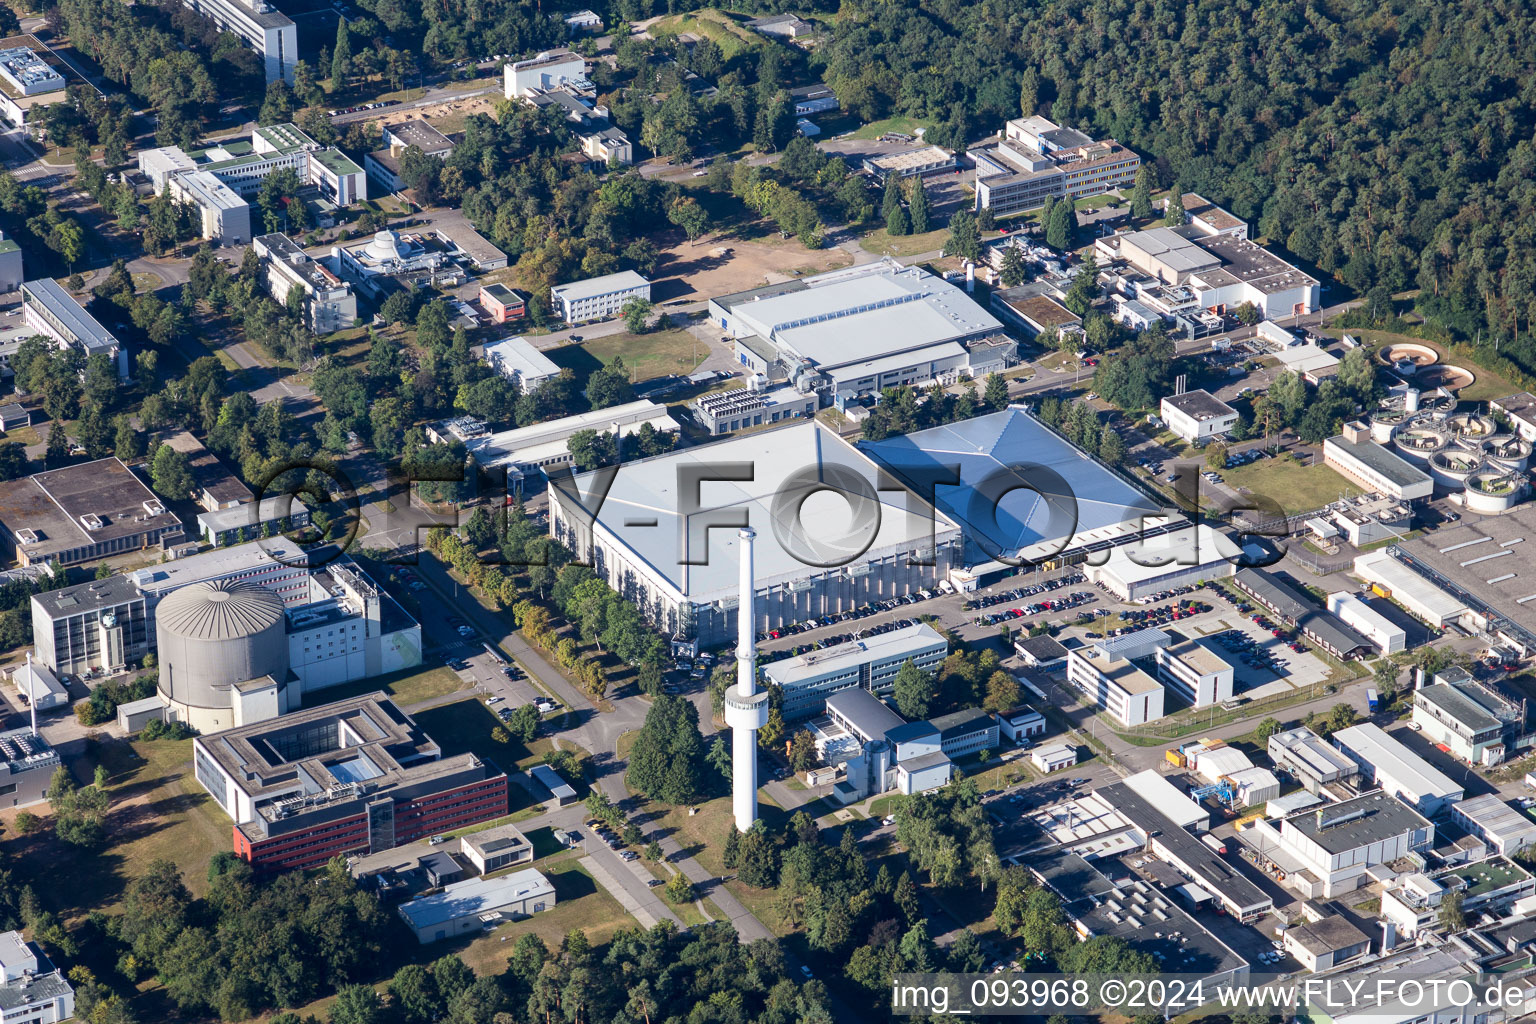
[194,693,509,873]
[862,145,956,181]
[161,429,254,512]
[1153,639,1234,708]
[1083,524,1241,602]
[0,728,61,809]
[1233,567,1372,659]
[0,458,184,567]
[1325,423,1434,502]
[479,283,526,324]
[197,495,312,548]
[1491,392,1536,443]
[0,929,74,1024]
[21,278,126,378]
[459,822,534,874]
[1065,646,1164,726]
[711,258,1012,399]
[528,763,576,806]
[398,868,555,943]
[549,420,962,646]
[1332,723,1463,817]
[1268,725,1360,793]
[1412,675,1523,767]
[465,399,678,495]
[1161,389,1239,445]
[505,49,587,99]
[252,234,357,334]
[549,269,649,323]
[176,0,296,82]
[1326,591,1407,655]
[1452,794,1536,856]
[970,116,1140,217]
[483,336,560,395]
[1013,633,1069,669]
[1260,791,1434,897]
[1283,915,1371,972]
[762,622,947,719]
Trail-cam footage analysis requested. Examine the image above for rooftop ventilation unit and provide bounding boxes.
[80,513,105,531]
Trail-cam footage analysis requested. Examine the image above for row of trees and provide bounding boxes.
[860,373,1012,442]
[1035,395,1128,467]
[891,645,1018,721]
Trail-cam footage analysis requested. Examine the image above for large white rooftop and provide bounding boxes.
[466,399,676,470]
[562,420,961,601]
[763,622,945,687]
[483,336,559,382]
[1333,723,1463,801]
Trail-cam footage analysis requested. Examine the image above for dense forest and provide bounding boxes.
[808,0,1536,371]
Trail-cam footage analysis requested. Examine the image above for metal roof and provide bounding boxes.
[825,686,906,740]
[397,869,554,931]
[155,580,286,641]
[1332,724,1462,802]
[550,269,648,303]
[862,407,1165,564]
[1326,433,1433,488]
[1283,790,1432,854]
[22,277,118,356]
[762,622,945,687]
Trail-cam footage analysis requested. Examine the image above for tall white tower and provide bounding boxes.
[725,528,770,832]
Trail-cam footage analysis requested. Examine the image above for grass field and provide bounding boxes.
[857,225,950,259]
[457,859,636,973]
[1316,328,1522,403]
[849,116,932,141]
[1,736,231,924]
[650,10,764,58]
[546,329,708,384]
[1218,456,1353,514]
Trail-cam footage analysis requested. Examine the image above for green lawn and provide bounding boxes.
[2,736,231,923]
[849,116,932,141]
[649,10,765,58]
[1218,456,1353,515]
[1317,328,1522,404]
[546,329,708,384]
[857,225,951,259]
[456,859,637,973]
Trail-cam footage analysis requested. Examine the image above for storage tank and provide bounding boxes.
[1393,422,1450,462]
[1368,399,1410,443]
[156,580,289,733]
[1482,434,1532,473]
[1465,470,1528,514]
[1447,412,1496,440]
[1428,449,1483,489]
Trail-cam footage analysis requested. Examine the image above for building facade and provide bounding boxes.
[1153,640,1234,708]
[762,622,947,719]
[970,116,1140,216]
[1160,390,1238,444]
[252,234,357,333]
[21,278,126,378]
[1065,646,1164,726]
[177,0,296,82]
[549,270,650,322]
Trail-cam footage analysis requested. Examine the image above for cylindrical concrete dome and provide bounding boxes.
[157,580,289,728]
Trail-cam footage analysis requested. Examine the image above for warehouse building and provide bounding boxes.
[459,823,534,874]
[1332,723,1463,817]
[1326,591,1407,654]
[1083,524,1241,601]
[1351,549,1470,630]
[1451,794,1536,856]
[8,662,66,710]
[1267,725,1360,794]
[21,277,127,378]
[194,693,510,873]
[399,869,555,943]
[1411,671,1523,766]
[1065,645,1164,726]
[549,420,963,646]
[1233,568,1372,660]
[861,145,956,181]
[969,116,1140,217]
[1160,390,1239,445]
[549,269,649,323]
[762,622,947,719]
[0,458,184,568]
[1282,915,1372,972]
[1248,791,1434,897]
[710,258,1013,402]
[863,406,1169,578]
[465,399,679,496]
[1324,422,1434,502]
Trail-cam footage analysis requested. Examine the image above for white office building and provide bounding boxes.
[1153,639,1234,708]
[21,277,126,378]
[252,233,357,333]
[177,0,296,82]
[170,170,252,245]
[483,337,560,394]
[1332,723,1464,817]
[1326,591,1407,654]
[0,931,74,1024]
[1250,791,1435,897]
[465,399,679,495]
[1065,646,1164,726]
[761,622,947,719]
[1160,390,1238,444]
[505,50,588,99]
[1268,726,1361,793]
[549,270,650,323]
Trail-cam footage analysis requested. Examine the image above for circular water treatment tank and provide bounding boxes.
[1428,450,1483,489]
[1446,412,1496,439]
[1377,342,1439,368]
[1466,470,1527,514]
[1481,434,1532,472]
[1393,424,1450,461]
[157,580,289,714]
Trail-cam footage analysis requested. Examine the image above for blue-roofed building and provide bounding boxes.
[861,406,1171,581]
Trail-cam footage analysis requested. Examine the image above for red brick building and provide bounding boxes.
[195,693,509,873]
